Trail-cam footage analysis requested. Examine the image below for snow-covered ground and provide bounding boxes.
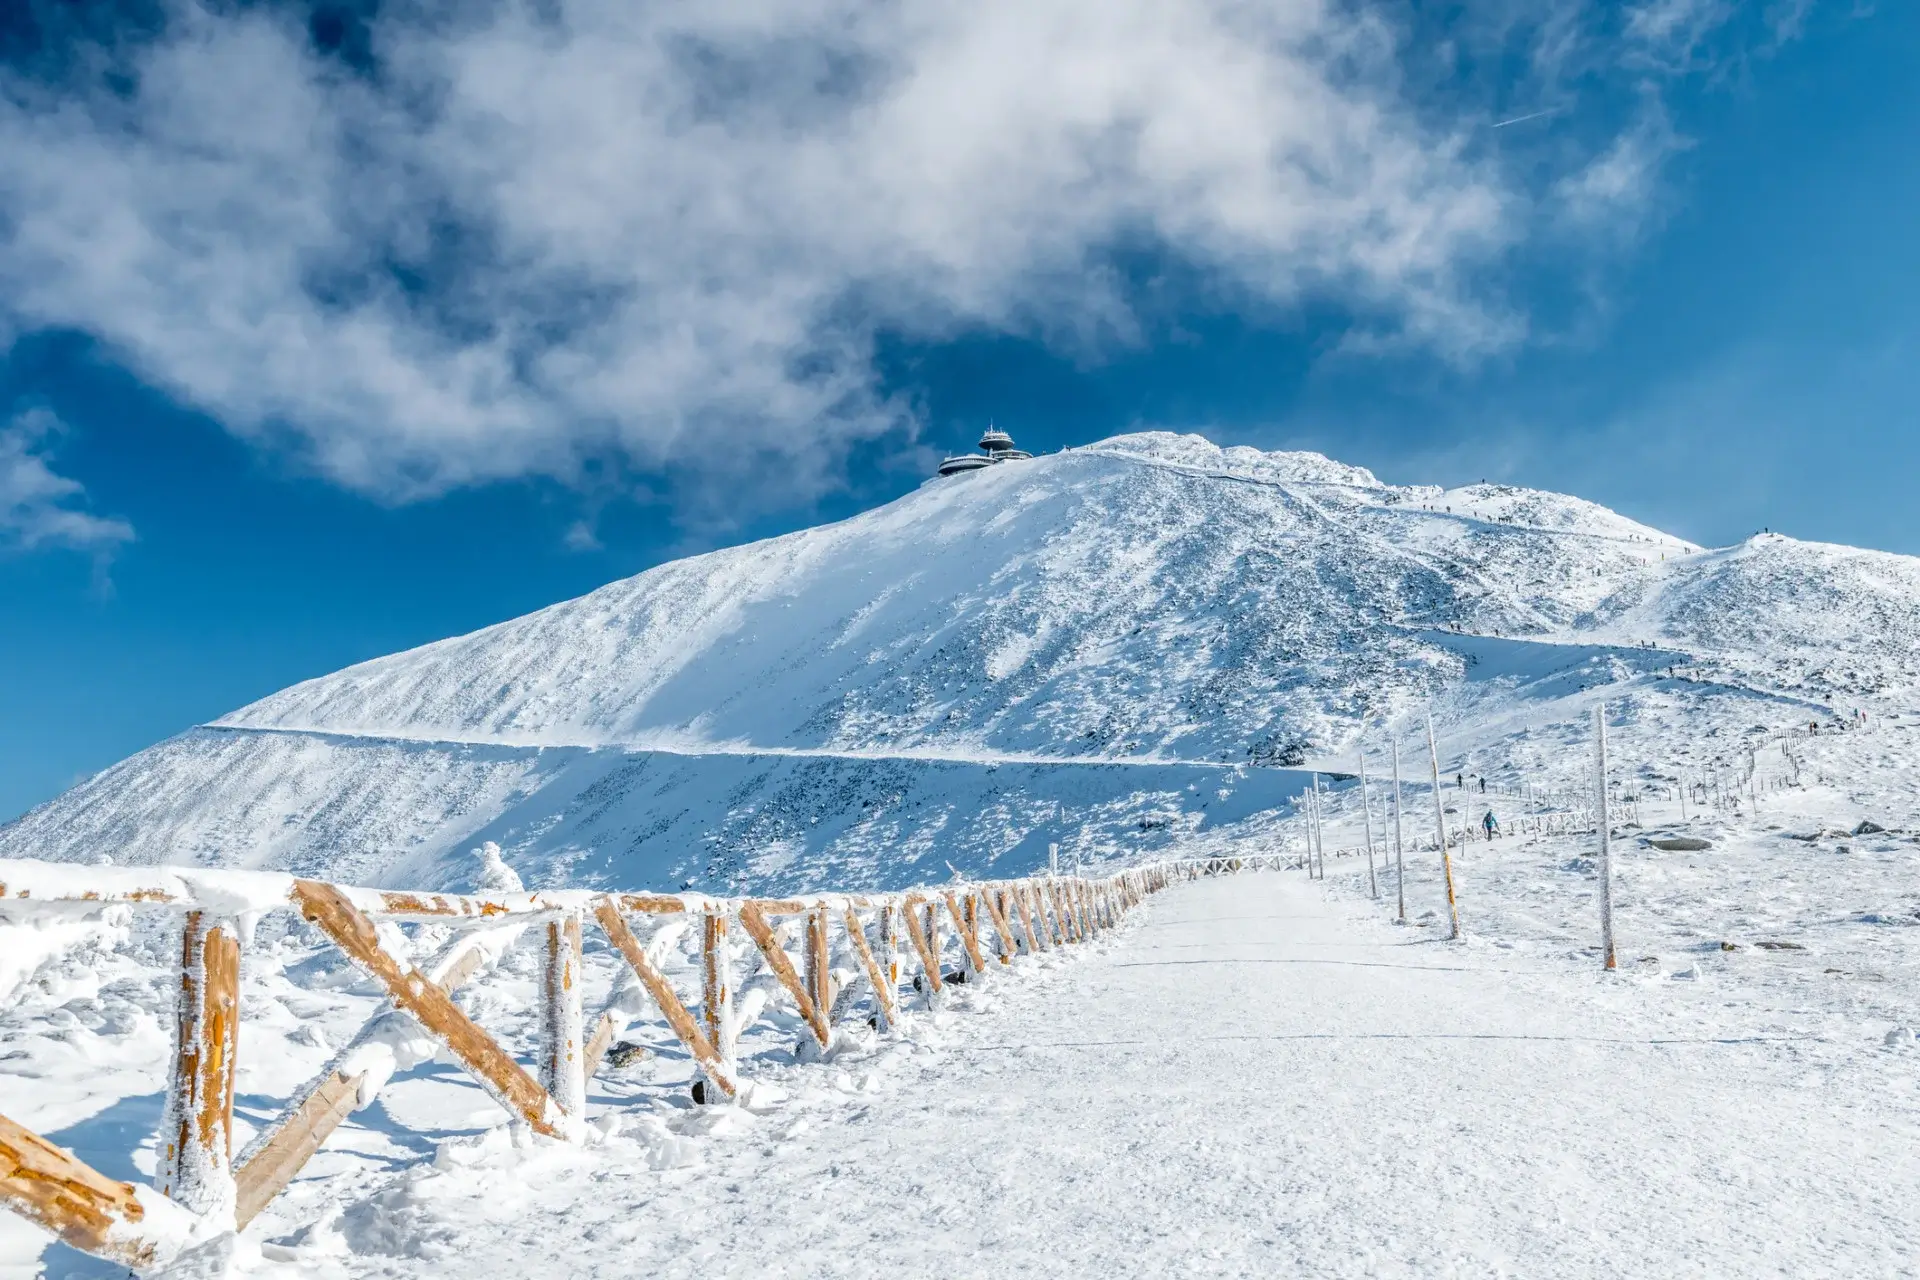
[12,858,1916,1278]
[9,432,1920,1274]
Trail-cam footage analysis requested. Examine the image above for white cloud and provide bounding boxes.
[0,0,1787,510]
[0,408,134,552]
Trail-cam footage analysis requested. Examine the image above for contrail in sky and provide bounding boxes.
[1491,107,1563,129]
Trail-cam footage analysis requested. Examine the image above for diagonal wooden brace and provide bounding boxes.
[900,895,944,997]
[290,881,567,1139]
[1,1111,172,1272]
[592,902,739,1099]
[943,892,989,976]
[981,889,1020,963]
[737,901,831,1048]
[841,905,898,1032]
[234,924,516,1229]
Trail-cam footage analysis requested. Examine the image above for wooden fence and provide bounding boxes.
[0,854,1247,1273]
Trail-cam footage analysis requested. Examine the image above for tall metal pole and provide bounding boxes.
[1426,714,1461,940]
[1594,705,1616,970]
[1359,746,1379,900]
[1315,774,1329,879]
[1390,737,1406,923]
[1309,777,1324,879]
[1305,790,1320,882]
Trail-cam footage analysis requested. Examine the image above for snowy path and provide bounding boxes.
[269,870,1920,1279]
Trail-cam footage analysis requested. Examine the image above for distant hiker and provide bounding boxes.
[1479,777,1487,794]
[1456,772,1463,790]
[1483,810,1499,839]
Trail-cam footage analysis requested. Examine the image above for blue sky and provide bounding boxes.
[1,1,1913,820]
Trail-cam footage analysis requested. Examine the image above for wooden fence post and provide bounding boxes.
[1015,886,1044,952]
[878,903,902,996]
[841,906,898,1033]
[944,892,989,979]
[804,907,834,1023]
[159,911,240,1222]
[702,909,737,1073]
[1425,715,1462,940]
[594,902,741,1098]
[291,882,570,1138]
[900,897,943,1007]
[982,889,1020,963]
[541,910,587,1122]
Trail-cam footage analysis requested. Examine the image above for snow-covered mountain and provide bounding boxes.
[5,431,1917,893]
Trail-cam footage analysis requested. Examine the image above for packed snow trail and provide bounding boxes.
[273,872,1919,1278]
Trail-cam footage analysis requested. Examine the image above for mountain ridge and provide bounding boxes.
[4,431,1914,894]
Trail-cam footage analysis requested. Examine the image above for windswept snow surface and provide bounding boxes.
[7,431,1917,897]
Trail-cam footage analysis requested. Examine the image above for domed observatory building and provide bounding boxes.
[937,425,1034,477]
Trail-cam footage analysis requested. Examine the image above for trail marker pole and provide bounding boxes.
[1390,737,1407,924]
[1049,843,1058,877]
[1359,746,1379,900]
[1594,706,1617,971]
[1426,714,1461,940]
[1310,777,1326,879]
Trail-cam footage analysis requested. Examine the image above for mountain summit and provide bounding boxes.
[5,432,1914,892]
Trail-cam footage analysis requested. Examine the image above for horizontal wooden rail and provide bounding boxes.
[0,854,1255,1275]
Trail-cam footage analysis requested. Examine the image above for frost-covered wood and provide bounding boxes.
[595,902,740,1098]
[702,910,737,1071]
[290,880,569,1139]
[0,1111,170,1270]
[1425,716,1462,940]
[233,919,524,1227]
[842,906,897,1032]
[944,892,989,978]
[541,911,587,1120]
[900,896,943,1005]
[0,858,1193,1262]
[1015,886,1045,952]
[737,901,830,1047]
[804,907,833,1025]
[159,911,240,1221]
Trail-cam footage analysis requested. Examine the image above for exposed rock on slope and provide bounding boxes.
[4,432,1912,893]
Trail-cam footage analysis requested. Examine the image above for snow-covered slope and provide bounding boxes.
[4,431,1916,894]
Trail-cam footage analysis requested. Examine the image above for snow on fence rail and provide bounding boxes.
[0,854,1272,1273]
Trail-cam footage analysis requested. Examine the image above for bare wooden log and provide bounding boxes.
[0,1111,170,1270]
[541,910,587,1120]
[290,880,567,1139]
[593,902,741,1097]
[702,910,737,1073]
[159,912,240,1221]
[737,901,830,1048]
[943,892,989,977]
[841,906,898,1032]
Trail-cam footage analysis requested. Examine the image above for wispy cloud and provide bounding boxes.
[0,0,1814,513]
[0,408,134,553]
